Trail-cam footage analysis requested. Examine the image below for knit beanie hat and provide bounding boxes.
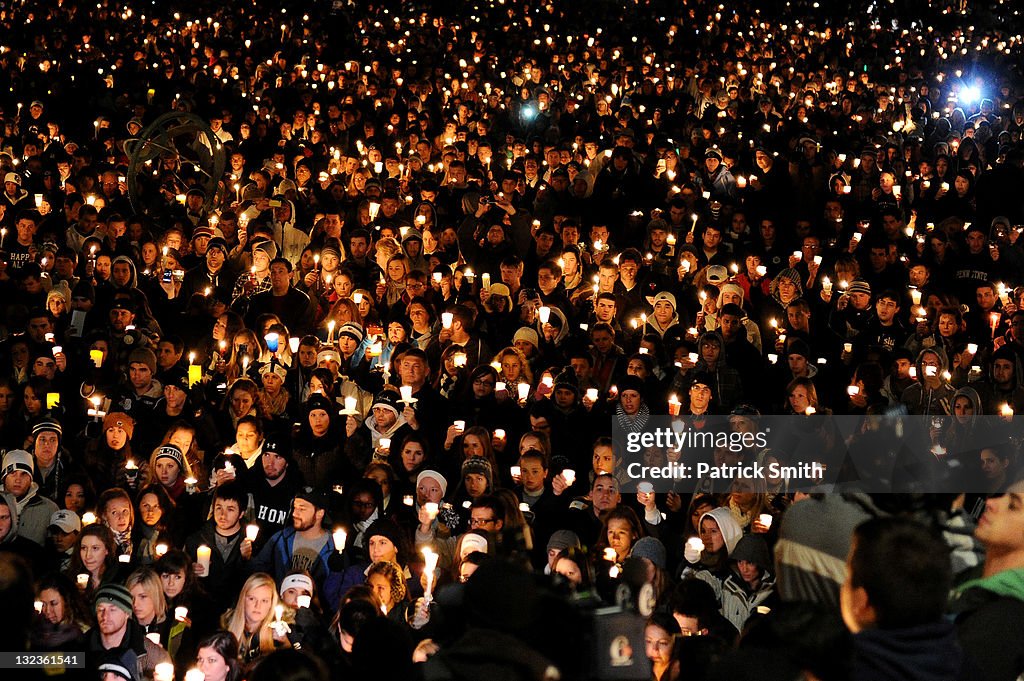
[128,348,157,374]
[416,470,448,497]
[94,584,134,615]
[103,412,135,440]
[513,327,539,348]
[631,536,667,570]
[155,444,185,470]
[1,450,33,479]
[462,457,493,489]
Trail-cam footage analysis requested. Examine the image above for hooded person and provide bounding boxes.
[706,282,763,352]
[720,534,778,632]
[899,348,956,415]
[291,394,354,488]
[762,268,804,336]
[110,255,139,290]
[647,291,686,346]
[0,492,45,569]
[672,331,744,413]
[682,507,744,586]
[1,449,59,546]
[363,390,411,451]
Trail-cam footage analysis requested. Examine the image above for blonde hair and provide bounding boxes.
[221,573,289,658]
[142,442,195,488]
[125,567,167,623]
[366,561,407,606]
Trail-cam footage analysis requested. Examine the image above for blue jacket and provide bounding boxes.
[250,526,342,612]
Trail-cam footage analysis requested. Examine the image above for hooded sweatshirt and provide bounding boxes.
[953,566,1024,680]
[851,621,964,681]
[899,348,956,415]
[11,482,59,546]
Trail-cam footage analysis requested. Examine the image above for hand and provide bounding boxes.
[788,255,801,269]
[871,188,881,201]
[345,415,358,437]
[54,352,67,372]
[240,538,253,560]
[683,541,703,564]
[409,598,431,629]
[552,473,569,496]
[303,271,317,287]
[666,491,683,513]
[836,294,850,311]
[214,469,236,486]
[751,518,771,534]
[413,639,440,663]
[637,491,656,511]
[417,504,436,531]
[193,562,207,577]
[376,281,387,299]
[444,424,462,448]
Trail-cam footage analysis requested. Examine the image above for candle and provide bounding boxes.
[538,306,551,324]
[585,388,599,402]
[758,513,774,530]
[518,383,530,401]
[687,537,705,554]
[805,406,817,415]
[494,428,506,440]
[155,542,168,557]
[399,386,414,402]
[843,343,853,353]
[118,554,131,563]
[1001,403,1014,417]
[82,512,97,526]
[910,288,922,305]
[510,465,521,477]
[154,663,175,681]
[274,604,284,623]
[453,420,465,432]
[327,320,336,341]
[603,547,617,562]
[423,547,440,601]
[175,606,189,621]
[668,394,682,416]
[246,524,259,542]
[90,349,104,367]
[196,545,211,573]
[847,385,860,396]
[333,528,347,552]
[562,469,576,486]
[441,312,454,329]
[482,272,491,288]
[403,495,414,507]
[185,670,205,681]
[424,502,439,520]
[77,573,89,589]
[265,333,279,353]
[188,364,202,387]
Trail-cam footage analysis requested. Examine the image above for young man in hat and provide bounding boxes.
[44,508,80,573]
[362,390,412,456]
[180,235,234,302]
[87,584,171,679]
[249,441,303,549]
[230,238,276,312]
[30,416,80,502]
[1,449,59,546]
[113,348,163,425]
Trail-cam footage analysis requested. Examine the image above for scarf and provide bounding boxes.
[615,402,651,433]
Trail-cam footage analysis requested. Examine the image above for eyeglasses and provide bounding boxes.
[469,516,496,527]
[473,379,495,388]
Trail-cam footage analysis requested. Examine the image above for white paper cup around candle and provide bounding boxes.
[196,545,211,572]
[185,669,205,681]
[424,502,439,519]
[175,606,189,621]
[34,600,43,613]
[519,502,531,512]
[538,306,551,324]
[379,437,391,450]
[603,547,617,562]
[541,375,553,388]
[155,543,168,557]
[688,352,699,363]
[638,482,654,494]
[967,343,978,355]
[562,469,576,486]
[758,513,774,530]
[925,366,937,377]
[453,420,465,432]
[246,524,259,542]
[847,385,860,396]
[585,388,599,401]
[768,353,778,363]
[843,343,853,353]
[687,537,705,553]
[494,428,506,440]
[495,381,506,392]
[333,528,347,552]
[344,395,358,412]
[297,595,312,609]
[441,312,453,328]
[403,495,414,507]
[289,337,300,354]
[77,573,89,589]
[400,386,414,402]
[518,383,530,401]
[118,554,130,563]
[510,465,521,478]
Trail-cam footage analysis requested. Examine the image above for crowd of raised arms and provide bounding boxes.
[0,0,1024,679]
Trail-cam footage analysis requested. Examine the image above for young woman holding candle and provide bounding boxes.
[127,567,195,670]
[32,573,90,651]
[132,484,178,565]
[154,550,217,640]
[366,560,409,621]
[66,523,122,595]
[221,572,292,665]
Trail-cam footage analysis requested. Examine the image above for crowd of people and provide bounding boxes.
[1,0,1024,678]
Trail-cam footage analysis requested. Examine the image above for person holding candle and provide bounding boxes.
[86,583,172,680]
[127,567,196,671]
[974,346,1024,417]
[32,573,91,651]
[244,258,318,338]
[229,239,275,314]
[220,573,292,665]
[680,507,744,589]
[3,448,59,546]
[67,524,123,594]
[184,482,253,612]
[132,484,177,566]
[899,348,956,416]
